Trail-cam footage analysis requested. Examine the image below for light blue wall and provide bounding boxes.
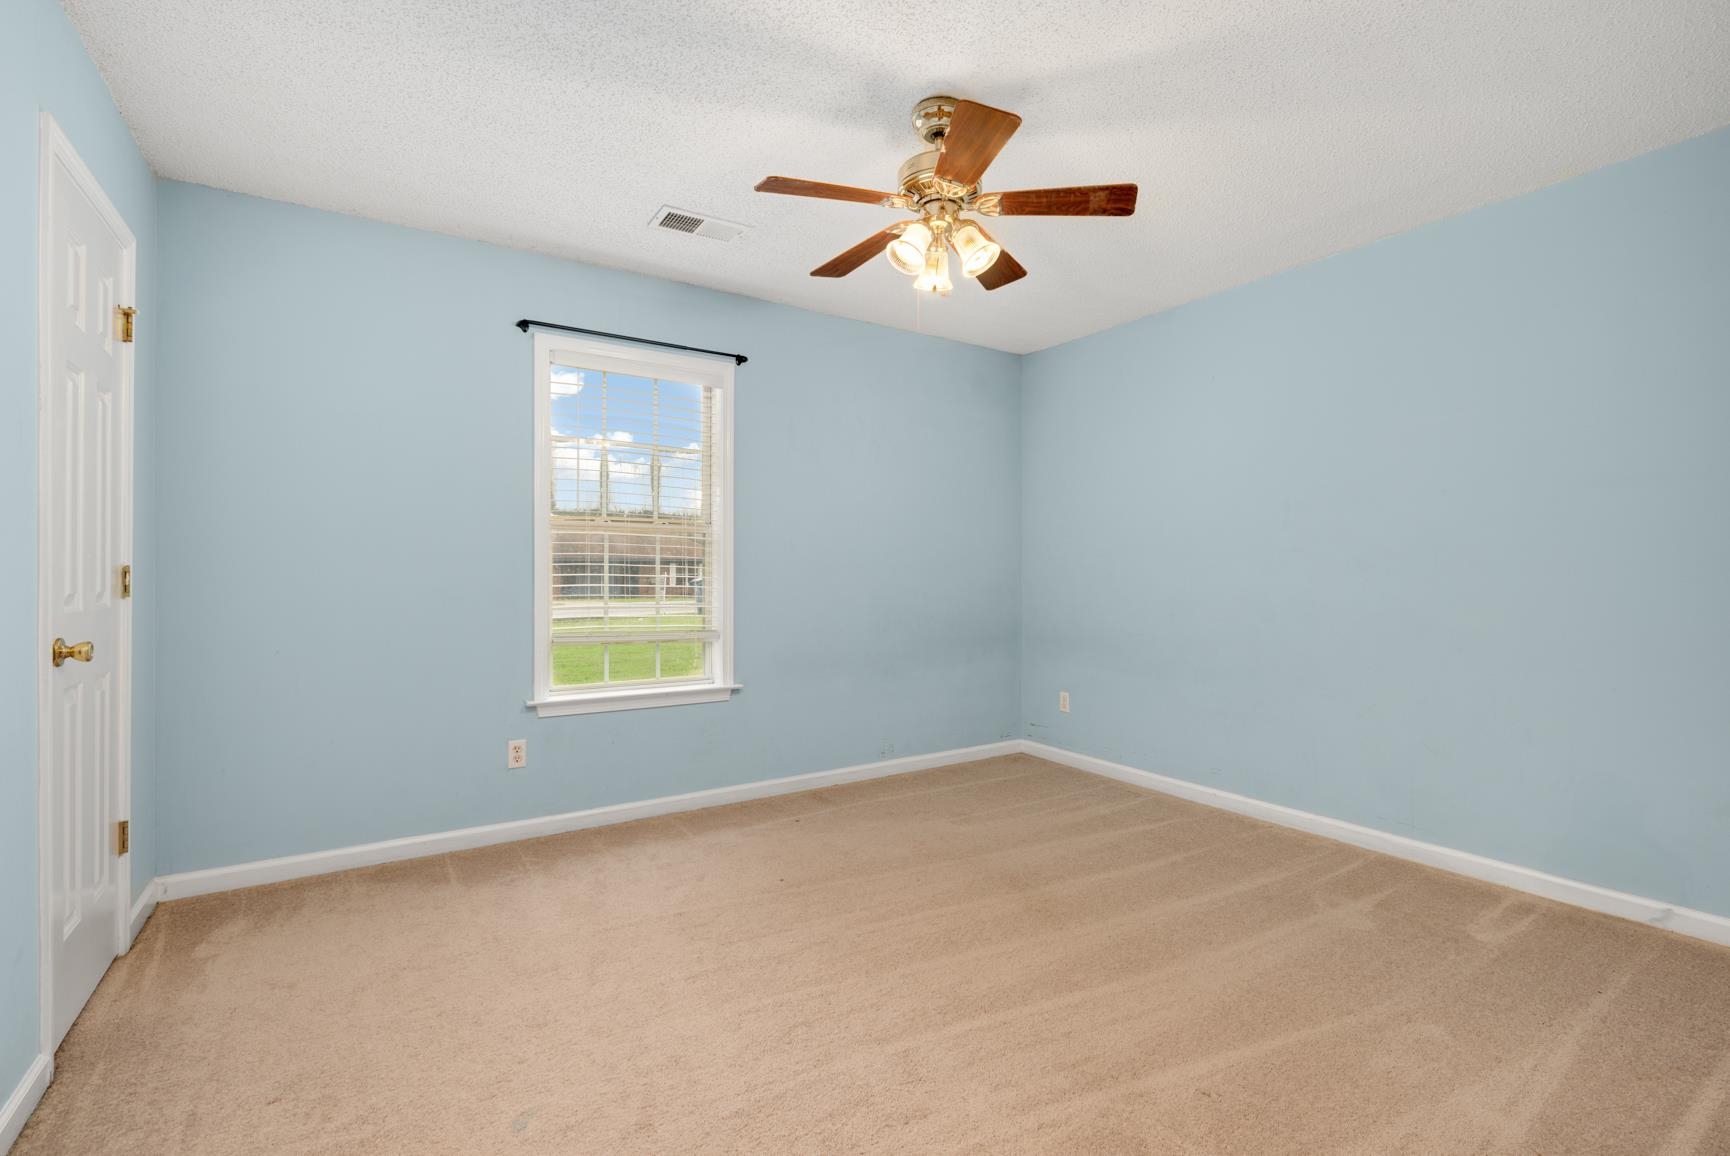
[1021,126,1730,919]
[5,14,1726,1131]
[154,182,1022,874]
[2,0,158,1111]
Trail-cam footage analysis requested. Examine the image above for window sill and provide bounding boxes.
[527,683,741,717]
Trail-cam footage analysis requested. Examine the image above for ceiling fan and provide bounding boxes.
[755,95,1136,295]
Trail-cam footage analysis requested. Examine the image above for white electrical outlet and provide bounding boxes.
[1059,691,1070,713]
[506,739,527,769]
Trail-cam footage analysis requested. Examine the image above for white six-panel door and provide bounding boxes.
[38,114,134,1051]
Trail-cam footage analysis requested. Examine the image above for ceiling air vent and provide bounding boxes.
[649,205,748,242]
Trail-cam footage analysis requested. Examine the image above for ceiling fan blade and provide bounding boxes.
[934,100,1022,187]
[977,247,1027,291]
[985,184,1138,216]
[811,229,899,278]
[755,176,899,206]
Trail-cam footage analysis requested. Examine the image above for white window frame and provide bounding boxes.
[527,332,737,717]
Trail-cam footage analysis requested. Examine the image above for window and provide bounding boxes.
[530,333,734,716]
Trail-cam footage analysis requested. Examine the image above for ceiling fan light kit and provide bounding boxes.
[951,220,1001,279]
[912,244,954,295]
[885,219,934,275]
[755,95,1138,296]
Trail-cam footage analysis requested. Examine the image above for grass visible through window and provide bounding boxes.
[551,614,705,687]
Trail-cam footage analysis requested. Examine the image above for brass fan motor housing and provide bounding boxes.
[897,148,938,190]
[911,95,958,144]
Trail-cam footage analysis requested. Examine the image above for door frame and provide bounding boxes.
[35,111,136,1060]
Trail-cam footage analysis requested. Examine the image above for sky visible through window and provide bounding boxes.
[551,365,705,517]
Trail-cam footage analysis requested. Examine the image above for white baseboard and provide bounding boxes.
[1,1054,49,1156]
[1023,740,1730,948]
[126,882,157,949]
[157,740,1023,901]
[149,735,1729,949]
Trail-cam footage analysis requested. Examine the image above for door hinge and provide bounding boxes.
[115,820,130,856]
[120,563,132,598]
[116,305,136,343]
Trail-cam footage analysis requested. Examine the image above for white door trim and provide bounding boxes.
[36,111,136,1062]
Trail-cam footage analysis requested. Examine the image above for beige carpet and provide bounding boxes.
[18,754,1730,1155]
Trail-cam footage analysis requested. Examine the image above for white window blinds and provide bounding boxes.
[545,353,721,691]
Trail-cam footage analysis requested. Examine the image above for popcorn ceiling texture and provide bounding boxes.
[60,0,1730,353]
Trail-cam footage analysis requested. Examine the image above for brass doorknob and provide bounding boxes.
[52,638,93,667]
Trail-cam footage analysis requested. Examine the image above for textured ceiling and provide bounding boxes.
[63,0,1730,353]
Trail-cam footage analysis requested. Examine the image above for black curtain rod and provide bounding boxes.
[515,319,747,365]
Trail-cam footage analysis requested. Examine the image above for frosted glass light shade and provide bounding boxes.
[912,245,952,295]
[885,221,935,275]
[951,220,1001,278]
